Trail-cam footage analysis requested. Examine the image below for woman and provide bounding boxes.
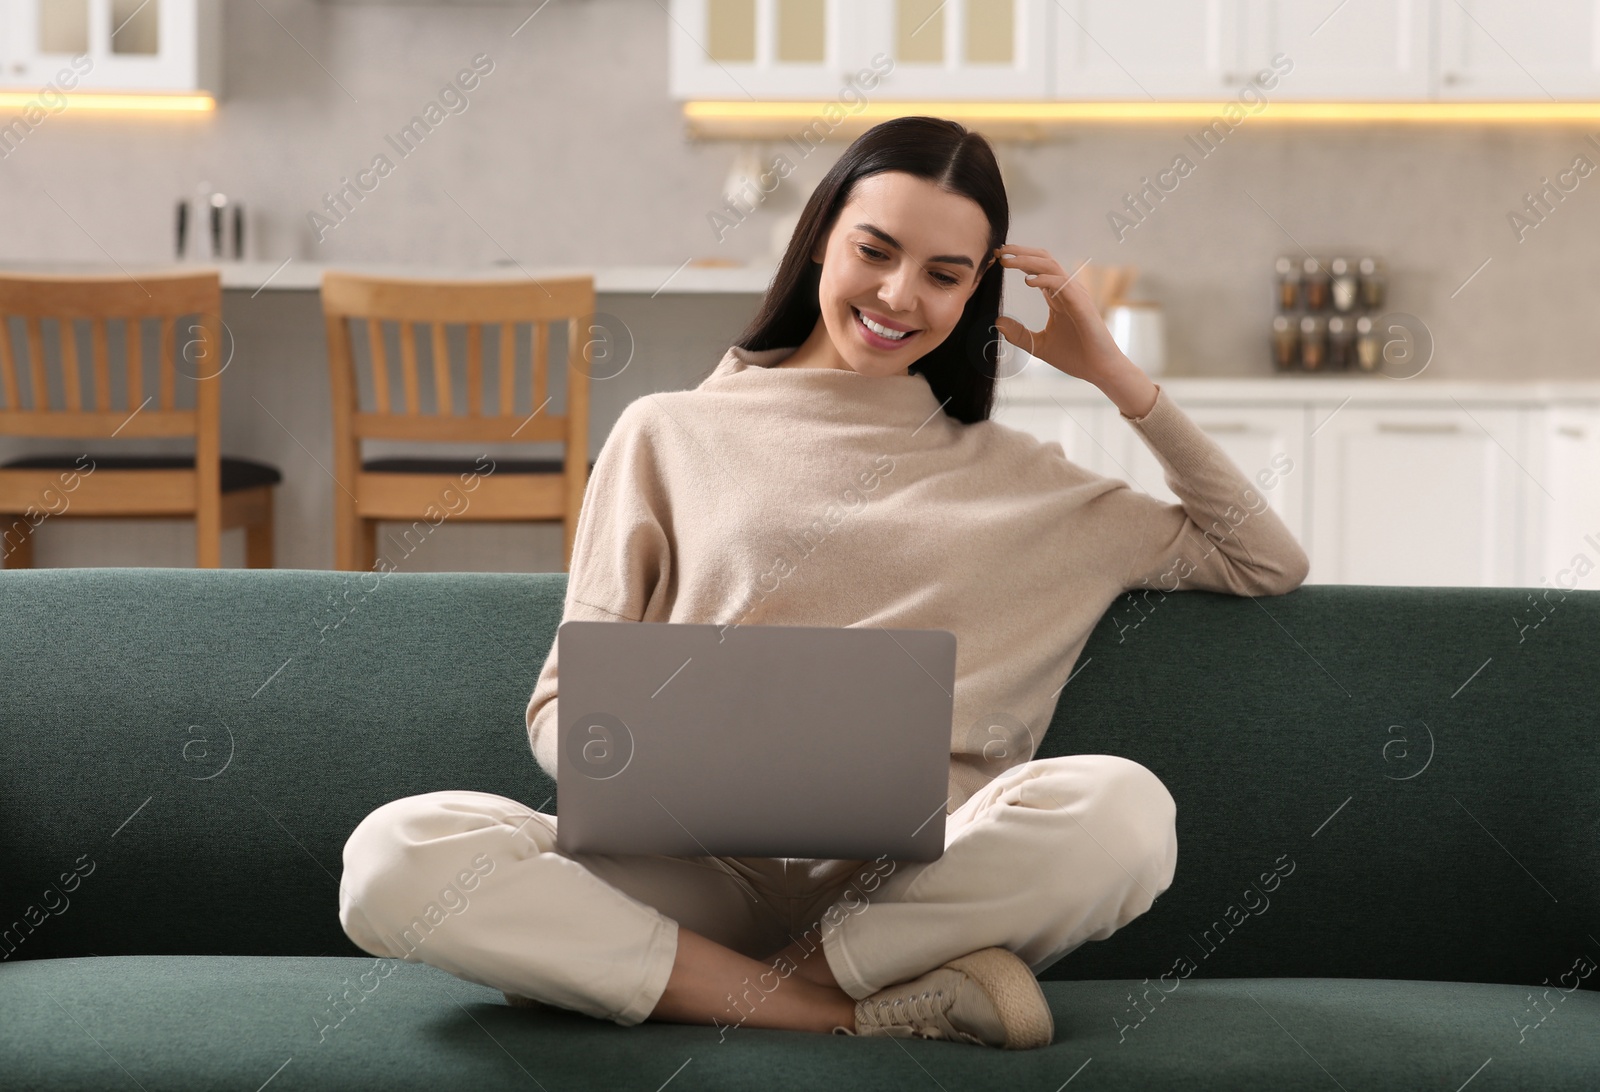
[338,117,1309,1051]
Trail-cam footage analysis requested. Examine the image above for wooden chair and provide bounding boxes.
[0,270,279,569]
[320,271,596,572]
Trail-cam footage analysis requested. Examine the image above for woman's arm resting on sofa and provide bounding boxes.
[1104,383,1311,598]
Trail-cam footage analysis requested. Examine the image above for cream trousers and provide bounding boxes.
[337,754,1178,1026]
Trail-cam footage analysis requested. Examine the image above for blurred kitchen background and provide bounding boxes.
[2,0,1597,589]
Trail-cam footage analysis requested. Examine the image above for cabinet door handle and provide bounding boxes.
[1557,425,1587,439]
[1376,421,1461,433]
[1201,422,1250,433]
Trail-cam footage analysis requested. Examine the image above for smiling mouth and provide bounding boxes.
[852,306,919,345]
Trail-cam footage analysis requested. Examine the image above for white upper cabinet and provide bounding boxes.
[1243,0,1431,99]
[856,0,1051,100]
[0,4,15,83]
[669,0,1049,99]
[1052,0,1246,99]
[671,0,1600,101]
[0,0,221,93]
[669,0,845,99]
[1437,0,1600,99]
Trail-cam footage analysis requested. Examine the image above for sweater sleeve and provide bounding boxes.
[524,397,673,780]
[1107,383,1310,596]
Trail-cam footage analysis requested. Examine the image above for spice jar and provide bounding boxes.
[1274,256,1301,311]
[1358,257,1386,310]
[1329,257,1358,313]
[1299,314,1327,371]
[1302,257,1329,312]
[1272,314,1298,372]
[1326,315,1353,370]
[1354,315,1380,372]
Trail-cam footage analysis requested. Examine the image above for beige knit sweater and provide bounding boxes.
[526,344,1309,814]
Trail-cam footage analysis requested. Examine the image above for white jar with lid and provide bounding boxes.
[1106,300,1166,377]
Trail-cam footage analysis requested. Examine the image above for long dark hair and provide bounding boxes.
[724,116,1009,425]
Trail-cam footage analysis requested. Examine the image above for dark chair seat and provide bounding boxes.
[362,457,595,475]
[1,454,282,493]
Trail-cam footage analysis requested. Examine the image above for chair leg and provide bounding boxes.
[196,518,222,568]
[246,490,275,569]
[222,486,275,569]
[1,515,34,569]
[358,518,378,572]
[334,493,363,571]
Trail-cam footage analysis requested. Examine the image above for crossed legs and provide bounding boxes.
[338,755,1177,1033]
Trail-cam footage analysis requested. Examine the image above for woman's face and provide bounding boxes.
[807,170,994,378]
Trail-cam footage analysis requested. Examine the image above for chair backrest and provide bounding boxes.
[319,271,595,455]
[0,270,224,448]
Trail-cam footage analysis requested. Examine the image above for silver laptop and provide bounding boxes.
[555,620,956,862]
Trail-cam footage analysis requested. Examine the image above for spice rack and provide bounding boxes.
[1271,255,1388,373]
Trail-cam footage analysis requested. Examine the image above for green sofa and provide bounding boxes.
[2,567,1596,1091]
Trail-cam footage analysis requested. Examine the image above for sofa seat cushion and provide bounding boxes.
[2,956,1595,1091]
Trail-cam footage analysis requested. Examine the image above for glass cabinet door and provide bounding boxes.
[857,0,1052,100]
[671,0,1049,100]
[3,0,217,92]
[671,0,856,99]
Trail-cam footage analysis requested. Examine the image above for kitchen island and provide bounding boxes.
[0,260,776,572]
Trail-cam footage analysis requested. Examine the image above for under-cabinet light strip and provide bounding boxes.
[0,92,215,113]
[685,100,1600,124]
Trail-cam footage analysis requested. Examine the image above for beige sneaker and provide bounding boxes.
[502,990,544,1009]
[833,947,1054,1050]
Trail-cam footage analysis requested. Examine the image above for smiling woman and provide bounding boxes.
[733,117,1009,419]
[339,115,1310,1055]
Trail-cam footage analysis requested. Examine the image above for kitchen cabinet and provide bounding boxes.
[994,381,1309,565]
[669,0,844,99]
[1243,0,1431,99]
[985,398,1112,476]
[1528,403,1600,592]
[1436,0,1600,99]
[1051,0,1428,102]
[859,0,1051,100]
[672,0,1600,103]
[0,0,221,94]
[670,0,1049,100]
[993,376,1600,589]
[1307,404,1523,587]
[1051,0,1246,100]
[1112,403,1307,545]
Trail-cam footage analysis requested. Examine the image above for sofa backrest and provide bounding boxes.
[2,569,1595,991]
[0,568,557,966]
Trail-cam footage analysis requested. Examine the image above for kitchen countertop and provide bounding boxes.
[1002,368,1600,403]
[0,259,780,295]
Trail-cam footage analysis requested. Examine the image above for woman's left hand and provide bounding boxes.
[991,246,1134,385]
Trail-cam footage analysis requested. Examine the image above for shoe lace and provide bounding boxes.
[861,988,948,1037]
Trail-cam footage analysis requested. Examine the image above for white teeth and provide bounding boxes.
[856,309,911,340]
